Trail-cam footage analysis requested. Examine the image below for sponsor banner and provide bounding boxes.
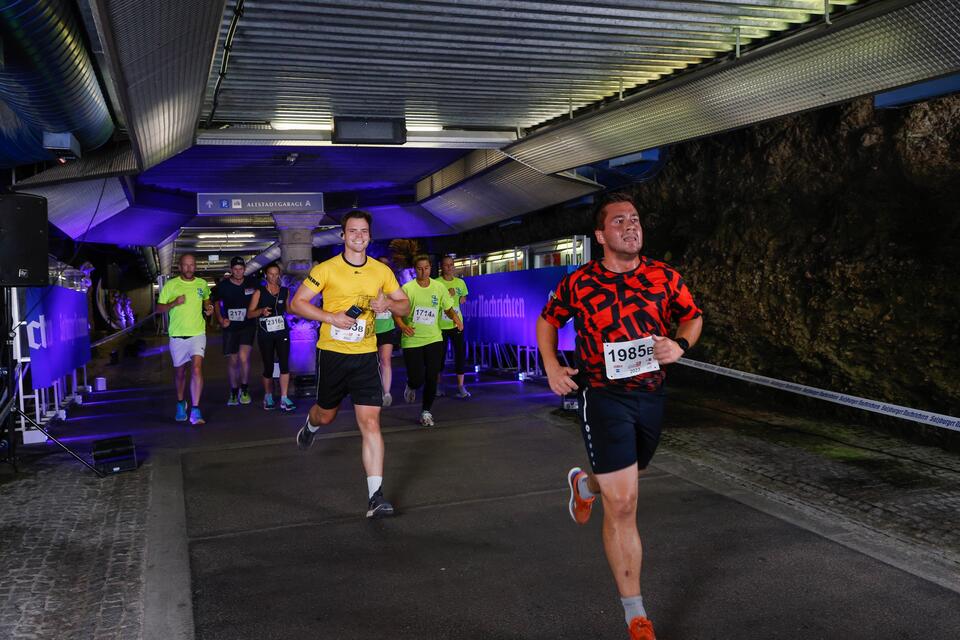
[463,266,575,350]
[681,358,960,432]
[25,286,91,389]
[197,192,324,214]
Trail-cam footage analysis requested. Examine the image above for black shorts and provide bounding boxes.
[315,350,383,410]
[579,386,665,474]
[376,327,400,348]
[223,325,256,355]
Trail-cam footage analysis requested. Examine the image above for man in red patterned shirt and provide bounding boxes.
[537,192,703,640]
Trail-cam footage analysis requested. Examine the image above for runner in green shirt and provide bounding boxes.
[435,256,471,398]
[395,255,462,427]
[375,256,401,407]
[156,253,214,425]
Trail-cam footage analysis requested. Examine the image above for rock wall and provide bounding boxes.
[432,95,960,419]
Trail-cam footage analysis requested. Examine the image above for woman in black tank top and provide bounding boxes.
[246,262,294,411]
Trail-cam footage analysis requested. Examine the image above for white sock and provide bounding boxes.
[577,473,595,499]
[306,419,320,433]
[367,476,383,499]
[621,595,646,625]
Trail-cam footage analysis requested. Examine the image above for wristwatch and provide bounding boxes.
[675,337,690,353]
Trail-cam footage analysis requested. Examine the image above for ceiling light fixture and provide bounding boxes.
[271,122,333,131]
[196,233,256,239]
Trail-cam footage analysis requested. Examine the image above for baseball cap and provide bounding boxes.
[230,256,245,267]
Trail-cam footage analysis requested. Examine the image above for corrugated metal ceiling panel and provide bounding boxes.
[22,178,130,240]
[92,0,226,169]
[506,0,960,173]
[14,145,138,187]
[421,161,601,231]
[201,1,859,131]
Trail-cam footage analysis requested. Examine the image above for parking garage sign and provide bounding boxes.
[197,193,324,214]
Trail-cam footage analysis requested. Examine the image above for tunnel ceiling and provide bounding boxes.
[19,0,960,253]
[201,0,862,131]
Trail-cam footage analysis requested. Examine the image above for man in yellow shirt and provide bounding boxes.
[289,210,410,518]
[156,253,214,425]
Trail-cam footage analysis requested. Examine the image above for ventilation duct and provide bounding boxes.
[505,0,960,175]
[0,0,114,167]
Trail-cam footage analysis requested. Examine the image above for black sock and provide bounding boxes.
[231,387,239,395]
[191,405,200,411]
[240,384,249,392]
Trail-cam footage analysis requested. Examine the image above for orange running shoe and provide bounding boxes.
[628,615,656,640]
[566,467,596,525]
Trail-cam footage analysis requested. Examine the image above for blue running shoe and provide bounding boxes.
[175,401,188,422]
[263,394,276,410]
[189,407,205,426]
[280,396,296,412]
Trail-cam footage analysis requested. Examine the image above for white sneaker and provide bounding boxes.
[419,411,435,427]
[455,386,471,399]
[382,392,393,408]
[403,385,416,404]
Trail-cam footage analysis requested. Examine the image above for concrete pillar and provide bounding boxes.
[272,212,324,279]
[272,212,325,385]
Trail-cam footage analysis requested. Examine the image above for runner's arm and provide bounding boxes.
[246,290,263,318]
[288,283,354,329]
[385,287,410,317]
[652,315,703,365]
[155,297,182,314]
[444,308,463,331]
[537,316,578,395]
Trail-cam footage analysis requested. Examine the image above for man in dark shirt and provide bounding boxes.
[212,256,258,405]
[537,192,703,640]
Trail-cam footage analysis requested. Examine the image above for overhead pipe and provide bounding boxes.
[0,0,114,166]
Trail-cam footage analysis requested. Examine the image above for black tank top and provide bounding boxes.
[256,284,288,321]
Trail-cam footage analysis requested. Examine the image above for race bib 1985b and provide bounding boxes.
[603,336,660,380]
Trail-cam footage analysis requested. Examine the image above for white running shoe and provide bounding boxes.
[403,385,416,404]
[419,411,435,427]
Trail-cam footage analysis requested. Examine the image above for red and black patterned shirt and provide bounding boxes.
[541,257,702,391]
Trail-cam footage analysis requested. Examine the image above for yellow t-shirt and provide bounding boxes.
[301,254,400,354]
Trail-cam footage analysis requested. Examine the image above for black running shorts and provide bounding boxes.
[578,386,665,474]
[376,327,400,348]
[315,350,383,409]
[223,325,256,355]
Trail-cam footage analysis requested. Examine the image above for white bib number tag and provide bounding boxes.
[330,318,366,342]
[412,306,438,325]
[375,310,393,320]
[263,315,285,332]
[603,336,659,380]
[228,308,246,321]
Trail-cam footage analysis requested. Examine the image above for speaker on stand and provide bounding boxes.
[0,193,104,477]
[0,193,50,287]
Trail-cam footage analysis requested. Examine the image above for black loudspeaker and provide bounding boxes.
[332,117,406,145]
[91,435,137,474]
[0,193,49,286]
